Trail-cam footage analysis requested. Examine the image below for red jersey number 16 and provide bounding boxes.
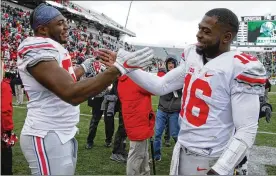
[180,74,212,127]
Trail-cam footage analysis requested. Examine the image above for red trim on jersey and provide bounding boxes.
[236,74,266,84]
[18,44,55,58]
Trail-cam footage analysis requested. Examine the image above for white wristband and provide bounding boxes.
[113,62,127,75]
[81,63,88,73]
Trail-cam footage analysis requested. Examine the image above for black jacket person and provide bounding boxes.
[153,54,182,161]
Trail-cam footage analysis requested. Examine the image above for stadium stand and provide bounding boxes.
[1,0,137,76]
[2,0,274,76]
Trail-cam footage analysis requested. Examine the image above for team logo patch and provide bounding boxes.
[189,67,195,73]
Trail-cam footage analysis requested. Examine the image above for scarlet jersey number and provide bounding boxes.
[234,53,258,64]
[180,74,212,127]
[62,55,76,82]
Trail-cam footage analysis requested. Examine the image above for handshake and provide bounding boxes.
[81,47,154,75]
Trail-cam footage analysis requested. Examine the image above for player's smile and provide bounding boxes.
[196,41,206,48]
[61,31,68,40]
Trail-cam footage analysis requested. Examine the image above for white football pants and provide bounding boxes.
[20,131,78,175]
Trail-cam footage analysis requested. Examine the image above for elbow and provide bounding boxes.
[63,97,80,106]
[152,86,168,96]
[61,90,99,106]
[147,82,167,96]
[234,124,258,147]
[152,91,165,96]
[68,100,80,106]
[59,90,81,106]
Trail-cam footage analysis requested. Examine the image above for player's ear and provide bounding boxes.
[37,25,48,36]
[222,31,232,44]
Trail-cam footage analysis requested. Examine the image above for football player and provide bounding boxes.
[98,8,267,175]
[17,4,153,175]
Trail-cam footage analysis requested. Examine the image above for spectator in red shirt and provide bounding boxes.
[69,51,75,60]
[4,12,9,19]
[118,75,155,175]
[10,48,17,61]
[1,62,17,175]
[5,29,10,37]
[17,24,22,33]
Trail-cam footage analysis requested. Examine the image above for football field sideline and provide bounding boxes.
[13,105,276,135]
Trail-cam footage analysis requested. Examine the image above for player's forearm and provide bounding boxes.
[67,66,120,105]
[211,125,258,175]
[212,93,259,175]
[127,67,184,96]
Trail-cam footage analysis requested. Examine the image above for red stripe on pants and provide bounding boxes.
[35,137,48,175]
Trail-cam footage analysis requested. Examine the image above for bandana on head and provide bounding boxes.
[31,3,62,30]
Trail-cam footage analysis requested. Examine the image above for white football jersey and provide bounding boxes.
[17,37,80,144]
[178,45,266,157]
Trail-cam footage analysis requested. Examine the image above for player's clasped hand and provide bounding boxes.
[96,49,117,67]
[81,57,107,75]
[97,47,155,75]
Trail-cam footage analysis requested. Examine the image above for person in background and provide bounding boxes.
[85,61,112,149]
[109,80,128,163]
[157,67,172,147]
[1,61,18,175]
[13,70,24,105]
[153,55,182,161]
[85,87,109,149]
[264,78,271,102]
[102,81,118,147]
[118,74,155,175]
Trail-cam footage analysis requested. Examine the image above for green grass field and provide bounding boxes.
[10,89,276,175]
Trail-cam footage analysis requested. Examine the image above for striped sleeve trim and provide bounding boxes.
[18,43,56,59]
[235,72,267,87]
[17,41,48,51]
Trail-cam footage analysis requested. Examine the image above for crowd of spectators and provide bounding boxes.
[53,0,81,12]
[1,1,136,76]
[262,52,276,77]
[246,51,276,77]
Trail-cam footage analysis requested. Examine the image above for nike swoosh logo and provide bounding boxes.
[205,73,213,77]
[197,167,207,171]
[123,61,142,69]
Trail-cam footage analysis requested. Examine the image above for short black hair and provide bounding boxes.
[205,8,239,36]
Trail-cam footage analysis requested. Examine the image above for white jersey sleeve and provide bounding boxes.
[212,93,260,175]
[212,53,266,175]
[230,53,267,95]
[127,62,185,96]
[17,37,60,72]
[126,45,192,96]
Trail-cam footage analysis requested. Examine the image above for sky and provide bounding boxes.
[74,1,276,48]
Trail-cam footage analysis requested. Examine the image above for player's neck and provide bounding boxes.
[207,46,230,59]
[34,34,49,39]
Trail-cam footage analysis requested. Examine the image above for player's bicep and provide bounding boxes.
[231,93,259,147]
[27,60,75,101]
[231,93,259,129]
